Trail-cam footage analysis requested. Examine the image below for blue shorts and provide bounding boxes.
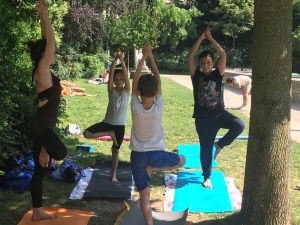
[130,150,180,191]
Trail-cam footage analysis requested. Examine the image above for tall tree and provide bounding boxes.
[292,0,300,51]
[62,0,106,53]
[241,0,292,224]
[153,0,201,48]
[109,0,200,63]
[210,0,254,49]
[109,2,158,51]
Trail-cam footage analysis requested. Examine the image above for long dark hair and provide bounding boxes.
[27,38,46,81]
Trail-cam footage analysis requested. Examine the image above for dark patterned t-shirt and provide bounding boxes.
[191,67,224,119]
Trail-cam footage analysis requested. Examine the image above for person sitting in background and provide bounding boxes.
[102,69,109,84]
[226,75,252,111]
[60,80,99,96]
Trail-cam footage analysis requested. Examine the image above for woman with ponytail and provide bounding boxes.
[27,1,67,221]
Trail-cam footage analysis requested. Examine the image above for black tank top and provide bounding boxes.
[29,73,61,136]
[37,86,53,101]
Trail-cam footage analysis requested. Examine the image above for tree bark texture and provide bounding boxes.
[241,0,292,225]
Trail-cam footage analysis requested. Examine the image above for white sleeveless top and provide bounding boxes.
[103,89,130,125]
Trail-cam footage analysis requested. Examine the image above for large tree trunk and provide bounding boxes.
[241,0,292,224]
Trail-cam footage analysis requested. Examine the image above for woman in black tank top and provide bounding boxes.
[27,1,67,221]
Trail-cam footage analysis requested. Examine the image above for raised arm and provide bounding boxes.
[36,1,55,71]
[132,42,148,95]
[39,9,45,38]
[188,30,207,77]
[147,42,161,95]
[206,27,226,76]
[118,51,130,94]
[108,53,118,93]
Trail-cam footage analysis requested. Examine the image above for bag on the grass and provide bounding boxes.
[49,158,85,183]
[65,124,82,135]
[0,152,35,193]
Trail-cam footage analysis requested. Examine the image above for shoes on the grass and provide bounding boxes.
[238,106,248,111]
[296,185,300,190]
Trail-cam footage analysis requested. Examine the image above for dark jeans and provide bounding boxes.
[30,128,67,207]
[195,111,245,180]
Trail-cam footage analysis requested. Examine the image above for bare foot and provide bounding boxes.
[202,179,212,189]
[31,207,57,221]
[39,147,49,167]
[214,142,222,160]
[109,131,118,147]
[111,176,119,183]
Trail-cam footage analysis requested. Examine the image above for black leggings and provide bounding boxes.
[30,128,67,208]
[85,122,125,149]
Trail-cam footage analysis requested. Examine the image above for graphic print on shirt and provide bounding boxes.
[197,77,220,107]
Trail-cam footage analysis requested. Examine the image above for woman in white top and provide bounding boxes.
[226,75,252,110]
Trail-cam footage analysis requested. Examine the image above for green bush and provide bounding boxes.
[82,54,105,79]
[53,47,84,81]
[154,49,189,74]
[0,64,35,159]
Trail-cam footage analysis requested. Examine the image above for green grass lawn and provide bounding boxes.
[1,77,299,225]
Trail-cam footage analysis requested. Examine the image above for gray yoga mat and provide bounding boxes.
[119,199,189,225]
[83,160,134,200]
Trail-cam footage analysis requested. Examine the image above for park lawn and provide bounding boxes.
[0,77,299,225]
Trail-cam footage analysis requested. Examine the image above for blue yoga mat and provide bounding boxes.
[178,144,218,168]
[216,135,248,140]
[172,171,233,213]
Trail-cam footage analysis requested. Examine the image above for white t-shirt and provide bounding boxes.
[103,89,130,125]
[129,94,166,152]
[233,75,252,86]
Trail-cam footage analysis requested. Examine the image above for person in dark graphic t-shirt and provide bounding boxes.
[188,26,245,189]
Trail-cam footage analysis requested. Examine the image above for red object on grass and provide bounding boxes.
[97,136,131,141]
[80,134,131,141]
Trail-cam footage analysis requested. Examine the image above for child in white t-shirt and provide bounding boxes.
[130,41,186,225]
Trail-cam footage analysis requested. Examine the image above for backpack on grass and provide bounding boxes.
[0,152,35,193]
[49,158,85,183]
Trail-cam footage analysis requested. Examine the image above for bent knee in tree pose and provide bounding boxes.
[27,0,67,221]
[188,26,245,189]
[83,48,130,183]
[130,41,186,225]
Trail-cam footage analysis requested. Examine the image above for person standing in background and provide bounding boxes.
[226,75,252,110]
